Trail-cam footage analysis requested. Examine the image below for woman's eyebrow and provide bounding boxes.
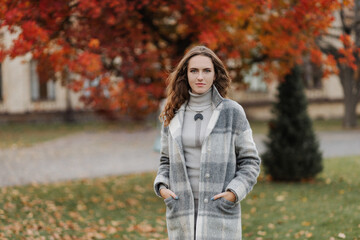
[189,67,212,69]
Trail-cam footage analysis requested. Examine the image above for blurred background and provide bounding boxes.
[0,0,359,239]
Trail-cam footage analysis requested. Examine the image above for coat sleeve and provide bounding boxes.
[225,107,261,203]
[153,123,170,198]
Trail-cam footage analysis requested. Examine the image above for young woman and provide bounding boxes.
[154,46,261,240]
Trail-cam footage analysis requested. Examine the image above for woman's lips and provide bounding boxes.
[195,83,205,86]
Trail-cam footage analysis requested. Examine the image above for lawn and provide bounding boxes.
[0,156,359,239]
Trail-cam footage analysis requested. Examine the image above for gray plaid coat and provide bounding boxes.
[154,86,261,240]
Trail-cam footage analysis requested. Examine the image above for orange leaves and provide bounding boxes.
[69,52,102,79]
[2,1,28,24]
[78,0,102,18]
[310,49,323,65]
[36,54,56,83]
[77,52,102,74]
[319,54,339,78]
[184,0,202,15]
[47,46,74,72]
[0,0,346,118]
[115,81,160,120]
[199,31,220,50]
[338,34,358,70]
[69,80,84,92]
[342,0,354,7]
[0,42,7,62]
[340,34,354,49]
[239,0,340,80]
[88,38,100,49]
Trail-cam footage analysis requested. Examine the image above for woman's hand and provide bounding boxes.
[212,191,236,202]
[160,188,178,200]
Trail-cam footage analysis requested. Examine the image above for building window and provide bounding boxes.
[0,63,3,101]
[30,60,55,101]
[243,64,268,92]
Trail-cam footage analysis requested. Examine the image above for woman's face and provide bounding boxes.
[187,55,215,94]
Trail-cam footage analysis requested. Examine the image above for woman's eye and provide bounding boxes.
[205,69,211,73]
[190,69,197,73]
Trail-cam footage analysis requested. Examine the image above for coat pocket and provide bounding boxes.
[164,197,182,235]
[216,197,240,216]
[164,197,178,218]
[164,196,176,208]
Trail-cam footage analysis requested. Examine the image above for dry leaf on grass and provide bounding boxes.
[338,232,346,239]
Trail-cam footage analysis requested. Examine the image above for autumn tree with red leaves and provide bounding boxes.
[0,0,343,121]
[0,0,238,120]
[318,0,360,128]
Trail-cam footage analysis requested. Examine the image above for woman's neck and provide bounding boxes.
[188,87,212,107]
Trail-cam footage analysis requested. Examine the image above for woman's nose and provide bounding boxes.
[197,72,204,80]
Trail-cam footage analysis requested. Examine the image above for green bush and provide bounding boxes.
[262,66,323,181]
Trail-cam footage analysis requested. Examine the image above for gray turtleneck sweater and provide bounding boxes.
[158,88,214,201]
[182,87,214,200]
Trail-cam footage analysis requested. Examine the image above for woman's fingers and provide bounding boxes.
[223,191,236,202]
[211,191,236,202]
[160,189,178,200]
[169,190,179,200]
[159,188,170,199]
[211,192,226,201]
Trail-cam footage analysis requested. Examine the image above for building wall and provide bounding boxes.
[0,55,85,114]
[228,74,359,121]
[242,100,360,121]
[0,30,85,114]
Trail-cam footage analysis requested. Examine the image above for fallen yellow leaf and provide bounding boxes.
[305,232,313,238]
[268,223,275,229]
[135,221,155,233]
[302,221,311,226]
[126,198,139,206]
[276,195,285,202]
[338,232,346,239]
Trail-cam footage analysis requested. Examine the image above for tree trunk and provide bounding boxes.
[63,67,75,123]
[64,86,75,123]
[338,65,360,128]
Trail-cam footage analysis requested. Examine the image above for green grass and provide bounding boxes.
[0,120,156,149]
[242,155,360,239]
[0,156,359,239]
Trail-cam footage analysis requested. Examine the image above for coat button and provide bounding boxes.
[204,198,208,203]
[205,173,210,178]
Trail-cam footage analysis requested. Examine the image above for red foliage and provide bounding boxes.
[338,34,358,70]
[0,0,342,119]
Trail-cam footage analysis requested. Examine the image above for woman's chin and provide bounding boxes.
[192,87,209,95]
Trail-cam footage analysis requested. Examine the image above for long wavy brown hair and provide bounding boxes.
[159,46,232,126]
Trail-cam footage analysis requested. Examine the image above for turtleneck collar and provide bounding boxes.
[188,86,212,107]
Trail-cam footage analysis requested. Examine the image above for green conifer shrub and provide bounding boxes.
[262,66,323,181]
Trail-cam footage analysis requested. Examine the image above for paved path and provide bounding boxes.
[0,128,359,187]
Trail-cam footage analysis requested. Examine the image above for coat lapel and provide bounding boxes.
[169,103,186,151]
[204,86,224,140]
[204,104,221,139]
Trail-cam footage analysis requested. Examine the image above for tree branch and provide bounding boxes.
[340,5,352,34]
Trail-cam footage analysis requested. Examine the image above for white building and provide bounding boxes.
[228,68,358,121]
[0,30,89,122]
